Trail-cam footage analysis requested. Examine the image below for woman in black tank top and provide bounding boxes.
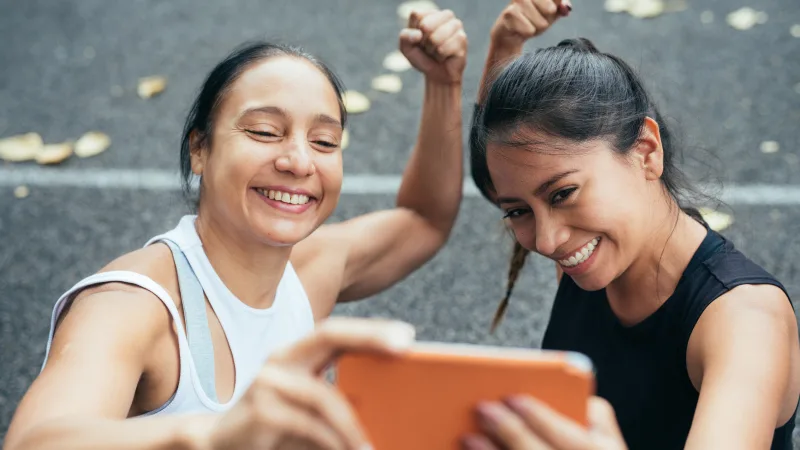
[462,4,800,449]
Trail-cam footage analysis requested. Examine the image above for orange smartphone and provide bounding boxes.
[336,341,595,450]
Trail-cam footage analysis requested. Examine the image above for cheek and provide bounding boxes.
[316,152,343,196]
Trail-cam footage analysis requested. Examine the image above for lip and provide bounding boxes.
[554,237,598,261]
[252,188,316,214]
[557,237,601,277]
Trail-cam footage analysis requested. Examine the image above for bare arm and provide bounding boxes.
[4,287,206,450]
[684,285,800,449]
[293,10,467,308]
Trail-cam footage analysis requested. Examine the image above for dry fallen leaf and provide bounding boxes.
[137,75,167,99]
[628,0,665,18]
[371,74,403,93]
[791,24,800,38]
[699,208,734,232]
[74,131,111,158]
[760,140,780,154]
[14,185,29,199]
[726,7,766,30]
[700,10,714,24]
[0,132,44,162]
[341,129,350,150]
[397,0,439,20]
[342,90,371,114]
[35,142,74,165]
[383,50,412,72]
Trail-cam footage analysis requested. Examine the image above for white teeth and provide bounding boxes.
[559,237,601,268]
[258,189,311,205]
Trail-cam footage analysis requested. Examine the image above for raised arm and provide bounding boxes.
[293,9,468,310]
[477,0,571,105]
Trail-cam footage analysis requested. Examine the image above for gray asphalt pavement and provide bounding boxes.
[1,0,799,446]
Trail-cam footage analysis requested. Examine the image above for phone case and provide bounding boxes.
[336,341,595,450]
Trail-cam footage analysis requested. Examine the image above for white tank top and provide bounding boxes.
[40,215,316,416]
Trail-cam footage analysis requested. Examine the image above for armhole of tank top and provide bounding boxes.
[40,271,191,413]
[280,261,315,326]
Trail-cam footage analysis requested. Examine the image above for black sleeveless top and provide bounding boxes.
[541,229,798,449]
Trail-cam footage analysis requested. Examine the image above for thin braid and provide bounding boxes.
[491,240,530,333]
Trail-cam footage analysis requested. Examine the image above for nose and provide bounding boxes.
[533,214,569,257]
[274,134,315,177]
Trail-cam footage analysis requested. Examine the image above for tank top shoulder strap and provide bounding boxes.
[680,229,793,348]
[41,270,190,380]
[156,238,218,402]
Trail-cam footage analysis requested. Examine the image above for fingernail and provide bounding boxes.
[359,445,374,450]
[386,322,416,351]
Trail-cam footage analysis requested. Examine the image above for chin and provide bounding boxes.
[571,274,611,292]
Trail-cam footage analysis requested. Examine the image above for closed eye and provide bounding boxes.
[246,130,278,138]
[314,140,338,148]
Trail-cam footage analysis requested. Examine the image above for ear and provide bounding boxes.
[189,130,207,176]
[631,117,664,181]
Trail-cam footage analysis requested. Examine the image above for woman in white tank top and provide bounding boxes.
[6,10,467,450]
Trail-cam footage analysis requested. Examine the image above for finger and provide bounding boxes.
[427,17,463,48]
[269,317,416,373]
[434,30,467,61]
[260,367,368,450]
[532,0,559,18]
[407,9,437,29]
[476,402,550,449]
[399,28,423,46]
[502,5,536,38]
[588,397,625,440]
[418,9,455,37]
[526,0,555,32]
[505,396,594,449]
[461,434,502,450]
[251,388,345,450]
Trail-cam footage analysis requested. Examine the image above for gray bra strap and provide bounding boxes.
[160,239,218,402]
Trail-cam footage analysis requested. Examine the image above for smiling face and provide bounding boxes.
[191,55,344,247]
[487,135,659,291]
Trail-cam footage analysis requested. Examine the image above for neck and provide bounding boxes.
[605,204,708,326]
[193,211,292,309]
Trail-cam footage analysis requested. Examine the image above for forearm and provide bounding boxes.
[477,40,524,105]
[396,80,463,236]
[5,415,216,450]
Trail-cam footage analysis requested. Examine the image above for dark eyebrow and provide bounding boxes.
[496,169,579,205]
[240,106,342,129]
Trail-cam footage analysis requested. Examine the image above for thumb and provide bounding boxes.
[269,317,416,373]
[399,28,423,46]
[588,397,625,441]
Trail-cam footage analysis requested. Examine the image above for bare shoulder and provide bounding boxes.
[688,283,798,386]
[700,284,795,328]
[290,225,348,318]
[59,242,181,337]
